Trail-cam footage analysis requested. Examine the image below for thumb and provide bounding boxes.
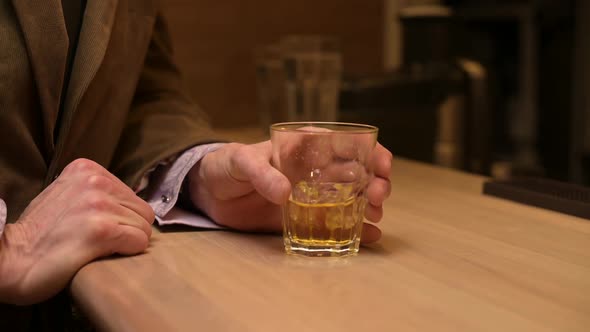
[228,141,291,205]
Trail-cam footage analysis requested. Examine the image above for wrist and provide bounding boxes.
[0,223,29,304]
[187,153,213,215]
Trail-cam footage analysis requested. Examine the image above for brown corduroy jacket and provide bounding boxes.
[1,0,215,329]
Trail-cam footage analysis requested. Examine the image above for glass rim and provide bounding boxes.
[270,121,378,134]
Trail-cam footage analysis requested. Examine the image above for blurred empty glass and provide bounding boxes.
[255,35,342,130]
[271,122,378,257]
[255,45,287,130]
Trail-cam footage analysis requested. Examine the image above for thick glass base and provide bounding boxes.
[284,238,360,257]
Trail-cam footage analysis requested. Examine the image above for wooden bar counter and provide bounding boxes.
[71,154,590,331]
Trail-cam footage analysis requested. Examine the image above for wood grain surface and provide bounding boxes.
[71,152,590,331]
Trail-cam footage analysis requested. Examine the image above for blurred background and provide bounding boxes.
[161,0,589,186]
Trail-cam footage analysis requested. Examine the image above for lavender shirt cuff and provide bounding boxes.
[146,143,225,229]
[0,199,6,237]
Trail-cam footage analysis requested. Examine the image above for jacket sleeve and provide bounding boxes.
[110,10,220,189]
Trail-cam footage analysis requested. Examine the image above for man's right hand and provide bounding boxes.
[0,159,154,305]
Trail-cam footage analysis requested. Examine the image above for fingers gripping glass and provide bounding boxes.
[271,122,378,257]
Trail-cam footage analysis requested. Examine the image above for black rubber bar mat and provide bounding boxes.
[482,177,590,220]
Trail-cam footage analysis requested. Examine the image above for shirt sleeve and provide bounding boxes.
[144,143,225,228]
[0,199,6,237]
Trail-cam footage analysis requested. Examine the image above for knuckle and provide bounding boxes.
[366,205,383,222]
[224,142,243,158]
[121,232,150,255]
[141,204,156,223]
[233,144,251,162]
[83,193,113,211]
[87,220,117,242]
[135,233,150,251]
[386,150,394,163]
[86,174,111,191]
[377,177,389,189]
[63,158,101,175]
[111,226,150,255]
[229,144,252,171]
[384,179,392,196]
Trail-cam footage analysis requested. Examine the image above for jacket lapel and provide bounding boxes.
[11,0,67,151]
[62,0,119,120]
